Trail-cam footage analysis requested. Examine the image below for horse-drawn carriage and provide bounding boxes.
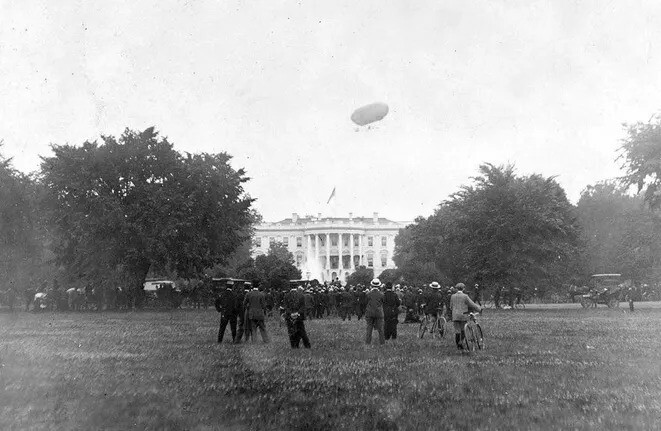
[576,274,625,309]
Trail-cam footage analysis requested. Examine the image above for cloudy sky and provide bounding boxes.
[2,1,661,222]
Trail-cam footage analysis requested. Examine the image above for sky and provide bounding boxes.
[2,0,661,222]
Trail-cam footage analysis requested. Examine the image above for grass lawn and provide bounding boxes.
[1,305,660,430]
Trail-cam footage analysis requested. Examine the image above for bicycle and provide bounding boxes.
[462,311,484,352]
[418,305,446,339]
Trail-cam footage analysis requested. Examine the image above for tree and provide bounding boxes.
[619,114,661,210]
[346,266,374,287]
[377,268,402,285]
[0,144,53,293]
[394,164,581,295]
[577,181,661,282]
[252,242,301,290]
[393,215,451,285]
[40,127,255,298]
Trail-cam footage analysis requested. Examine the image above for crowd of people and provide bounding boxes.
[214,278,482,351]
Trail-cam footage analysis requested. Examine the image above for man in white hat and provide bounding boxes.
[365,279,385,345]
[421,282,444,335]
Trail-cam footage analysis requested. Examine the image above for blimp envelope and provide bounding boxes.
[351,102,389,126]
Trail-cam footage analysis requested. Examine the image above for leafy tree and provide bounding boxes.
[40,127,255,298]
[377,268,402,285]
[619,114,661,209]
[346,266,374,287]
[394,164,581,295]
[0,144,53,293]
[393,215,450,285]
[251,242,301,290]
[577,181,661,282]
[205,238,255,278]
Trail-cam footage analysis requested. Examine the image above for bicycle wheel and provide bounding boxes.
[429,318,438,339]
[437,316,447,338]
[464,324,477,352]
[474,323,484,350]
[462,323,473,351]
[418,318,428,339]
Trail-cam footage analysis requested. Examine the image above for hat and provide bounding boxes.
[455,283,466,290]
[430,281,441,289]
[370,278,382,287]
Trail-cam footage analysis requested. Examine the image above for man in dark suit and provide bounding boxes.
[244,286,270,343]
[365,279,385,345]
[283,286,311,348]
[234,284,248,343]
[383,282,401,340]
[215,281,237,343]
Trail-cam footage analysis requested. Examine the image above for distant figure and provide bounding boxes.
[215,281,238,343]
[473,283,482,306]
[244,287,270,343]
[626,284,636,312]
[383,282,401,340]
[283,285,311,348]
[450,283,481,350]
[365,279,385,345]
[234,285,248,344]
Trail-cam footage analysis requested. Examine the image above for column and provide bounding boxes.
[315,234,320,271]
[307,234,312,266]
[326,233,330,277]
[359,234,363,266]
[350,233,355,269]
[338,233,343,272]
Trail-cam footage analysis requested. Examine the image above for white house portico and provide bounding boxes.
[251,213,411,283]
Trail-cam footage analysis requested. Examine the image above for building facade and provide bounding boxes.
[252,213,410,283]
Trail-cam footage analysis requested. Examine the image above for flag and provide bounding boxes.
[326,187,336,204]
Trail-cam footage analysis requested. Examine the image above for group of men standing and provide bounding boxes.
[215,278,481,351]
[215,281,270,344]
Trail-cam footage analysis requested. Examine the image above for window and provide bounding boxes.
[367,256,374,267]
[296,254,303,266]
[381,236,387,247]
[283,236,289,246]
[381,256,387,267]
[343,235,349,247]
[254,237,262,248]
[269,237,275,245]
[353,236,359,247]
[296,237,303,247]
[331,235,338,246]
[367,236,373,247]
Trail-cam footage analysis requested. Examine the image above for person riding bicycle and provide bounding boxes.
[421,282,444,326]
[450,282,481,350]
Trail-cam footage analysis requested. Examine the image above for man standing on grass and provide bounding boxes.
[283,285,311,348]
[383,282,401,341]
[244,286,270,343]
[365,279,385,345]
[450,283,481,350]
[234,284,249,343]
[215,281,237,343]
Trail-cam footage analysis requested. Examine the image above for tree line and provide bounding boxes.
[4,114,661,307]
[1,128,273,309]
[392,114,661,300]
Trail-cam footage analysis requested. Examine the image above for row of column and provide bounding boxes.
[307,233,365,270]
